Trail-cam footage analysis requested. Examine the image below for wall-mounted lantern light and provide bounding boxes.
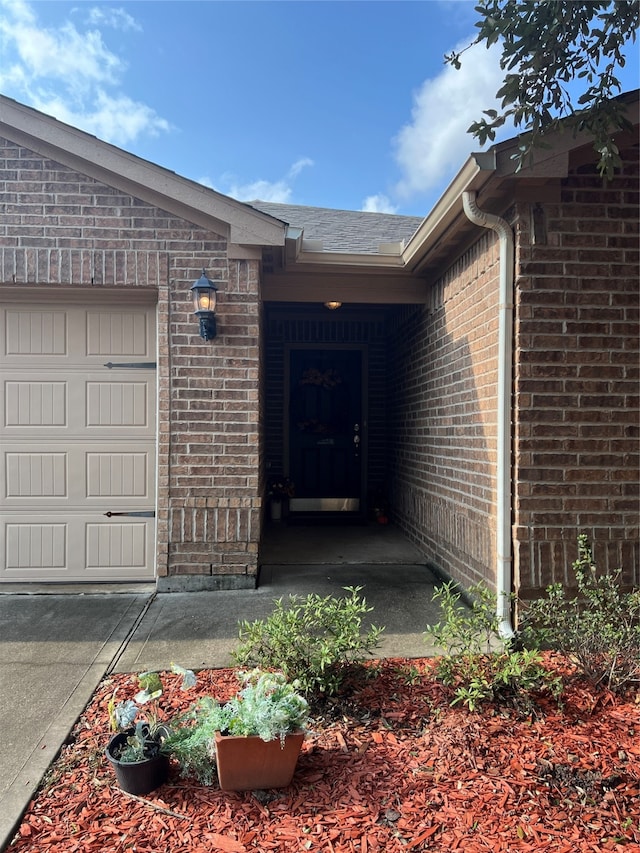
[191,268,218,339]
[324,301,342,310]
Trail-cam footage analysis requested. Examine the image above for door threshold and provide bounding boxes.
[286,512,368,526]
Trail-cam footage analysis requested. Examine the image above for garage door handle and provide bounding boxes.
[104,362,157,369]
[104,511,156,517]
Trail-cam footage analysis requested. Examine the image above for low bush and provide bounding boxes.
[426,581,561,712]
[233,586,385,698]
[520,535,640,692]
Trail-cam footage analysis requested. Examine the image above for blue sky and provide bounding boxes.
[1,0,638,217]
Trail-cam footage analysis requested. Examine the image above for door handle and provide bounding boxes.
[353,424,360,457]
[104,511,155,517]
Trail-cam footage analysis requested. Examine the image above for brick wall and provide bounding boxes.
[388,231,502,590]
[0,138,262,586]
[163,256,262,583]
[514,142,640,598]
[387,142,638,603]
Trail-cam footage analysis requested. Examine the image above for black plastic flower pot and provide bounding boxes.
[105,730,169,795]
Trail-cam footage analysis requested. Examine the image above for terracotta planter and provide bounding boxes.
[214,730,304,791]
[105,730,170,795]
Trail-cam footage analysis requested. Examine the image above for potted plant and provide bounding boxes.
[267,476,295,521]
[180,669,309,791]
[105,663,196,795]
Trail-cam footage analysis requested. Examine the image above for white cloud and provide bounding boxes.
[0,0,169,145]
[30,90,171,146]
[288,157,314,179]
[86,6,142,32]
[393,39,506,199]
[214,158,315,203]
[197,173,293,203]
[0,0,121,89]
[361,194,398,214]
[225,177,295,204]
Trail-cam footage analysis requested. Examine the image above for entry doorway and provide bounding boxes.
[287,346,366,520]
[263,303,390,528]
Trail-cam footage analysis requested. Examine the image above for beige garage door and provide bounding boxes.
[0,300,156,582]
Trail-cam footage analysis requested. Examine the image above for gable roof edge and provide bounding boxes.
[0,96,285,248]
[401,155,493,272]
[402,89,639,273]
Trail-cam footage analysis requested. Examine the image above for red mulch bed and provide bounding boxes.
[9,656,640,853]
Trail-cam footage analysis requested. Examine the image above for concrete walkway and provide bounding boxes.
[0,553,443,851]
[113,562,442,672]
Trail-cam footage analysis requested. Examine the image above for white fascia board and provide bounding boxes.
[0,96,285,247]
[293,250,407,269]
[284,229,304,262]
[378,242,404,254]
[401,156,489,271]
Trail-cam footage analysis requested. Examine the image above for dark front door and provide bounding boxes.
[288,348,364,516]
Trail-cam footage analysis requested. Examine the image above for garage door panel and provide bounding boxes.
[86,380,149,428]
[86,452,149,498]
[86,311,149,357]
[4,309,68,357]
[3,307,154,364]
[3,444,154,506]
[3,374,70,433]
[2,373,153,436]
[5,521,67,571]
[5,380,67,427]
[2,514,153,580]
[5,451,68,498]
[83,443,154,504]
[86,521,149,571]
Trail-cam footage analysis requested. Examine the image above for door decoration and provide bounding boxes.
[295,367,347,435]
[299,367,342,389]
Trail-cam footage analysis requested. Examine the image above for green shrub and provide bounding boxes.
[233,586,385,698]
[426,580,561,712]
[520,535,640,692]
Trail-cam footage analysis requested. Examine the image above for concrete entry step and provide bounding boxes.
[260,522,426,566]
[257,561,443,662]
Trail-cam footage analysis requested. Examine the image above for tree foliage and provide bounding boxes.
[446,1,639,177]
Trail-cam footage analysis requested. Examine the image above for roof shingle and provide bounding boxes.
[246,201,423,255]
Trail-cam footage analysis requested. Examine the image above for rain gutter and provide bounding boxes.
[284,229,408,270]
[399,147,517,638]
[462,191,515,640]
[401,152,496,273]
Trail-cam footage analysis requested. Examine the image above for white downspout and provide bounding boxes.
[462,191,515,639]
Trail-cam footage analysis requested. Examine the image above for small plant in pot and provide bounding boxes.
[267,475,295,521]
[105,663,196,795]
[176,668,309,791]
